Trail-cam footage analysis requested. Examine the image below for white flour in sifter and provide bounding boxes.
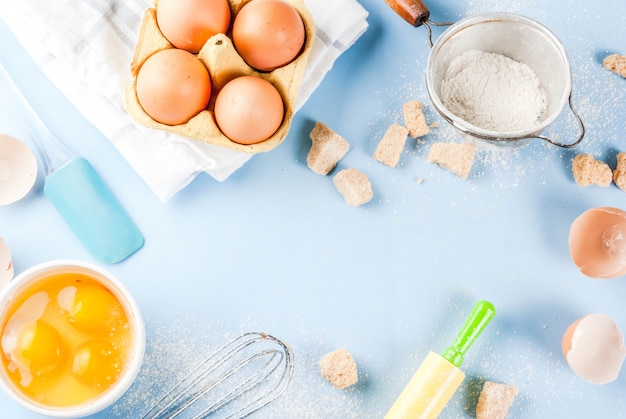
[441,49,547,132]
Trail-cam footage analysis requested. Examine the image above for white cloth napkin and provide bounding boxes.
[0,0,368,202]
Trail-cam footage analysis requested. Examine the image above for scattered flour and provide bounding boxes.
[107,315,367,418]
[441,50,548,132]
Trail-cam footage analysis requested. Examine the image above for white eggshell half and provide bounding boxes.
[0,134,38,205]
[566,313,626,384]
[0,237,14,290]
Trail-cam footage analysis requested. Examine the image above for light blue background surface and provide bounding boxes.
[2,0,626,417]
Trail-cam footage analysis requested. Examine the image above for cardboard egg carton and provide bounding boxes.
[124,0,314,153]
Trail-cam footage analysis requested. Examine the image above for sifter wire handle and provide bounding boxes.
[443,93,586,149]
[531,94,585,148]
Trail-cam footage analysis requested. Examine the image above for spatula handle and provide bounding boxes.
[385,0,430,27]
[44,157,144,264]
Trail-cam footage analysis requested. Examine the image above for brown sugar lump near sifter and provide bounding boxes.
[333,168,373,207]
[613,152,626,192]
[603,54,626,78]
[373,123,410,167]
[427,142,477,179]
[572,154,612,187]
[319,349,358,389]
[307,122,350,175]
[403,99,430,138]
[475,381,519,419]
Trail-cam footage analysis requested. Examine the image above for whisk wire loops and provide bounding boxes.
[142,332,295,419]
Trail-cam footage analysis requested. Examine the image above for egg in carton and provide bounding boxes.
[124,0,314,153]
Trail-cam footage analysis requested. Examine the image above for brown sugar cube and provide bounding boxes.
[427,142,477,179]
[373,123,410,167]
[307,122,350,175]
[333,168,373,207]
[572,154,612,187]
[603,54,626,78]
[319,349,358,389]
[476,381,519,419]
[613,152,626,192]
[403,100,430,138]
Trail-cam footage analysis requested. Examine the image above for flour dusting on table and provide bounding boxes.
[108,315,367,417]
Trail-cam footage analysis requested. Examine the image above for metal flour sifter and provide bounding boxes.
[386,0,585,150]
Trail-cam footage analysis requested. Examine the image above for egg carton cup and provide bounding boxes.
[124,0,314,154]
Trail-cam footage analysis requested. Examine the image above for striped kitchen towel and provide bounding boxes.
[0,0,368,202]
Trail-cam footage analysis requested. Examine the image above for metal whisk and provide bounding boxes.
[141,332,295,419]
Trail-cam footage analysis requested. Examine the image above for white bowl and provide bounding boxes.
[0,260,145,418]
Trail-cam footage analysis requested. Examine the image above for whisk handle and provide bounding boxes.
[385,0,430,27]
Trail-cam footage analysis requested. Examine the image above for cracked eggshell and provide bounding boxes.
[0,134,38,206]
[0,238,14,290]
[562,313,626,384]
[569,207,626,279]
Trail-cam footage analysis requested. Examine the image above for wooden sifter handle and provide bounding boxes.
[385,0,430,27]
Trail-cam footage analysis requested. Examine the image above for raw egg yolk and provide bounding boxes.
[14,320,63,375]
[68,284,122,334]
[72,340,121,389]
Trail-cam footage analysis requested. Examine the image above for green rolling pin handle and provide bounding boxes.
[442,300,496,368]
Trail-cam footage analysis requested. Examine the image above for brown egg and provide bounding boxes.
[156,0,231,53]
[569,207,626,279]
[136,49,211,126]
[214,76,284,144]
[562,313,626,384]
[232,0,305,71]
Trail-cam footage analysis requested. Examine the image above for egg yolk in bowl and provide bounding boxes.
[0,272,133,407]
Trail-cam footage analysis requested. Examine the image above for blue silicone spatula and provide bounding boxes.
[0,63,144,263]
